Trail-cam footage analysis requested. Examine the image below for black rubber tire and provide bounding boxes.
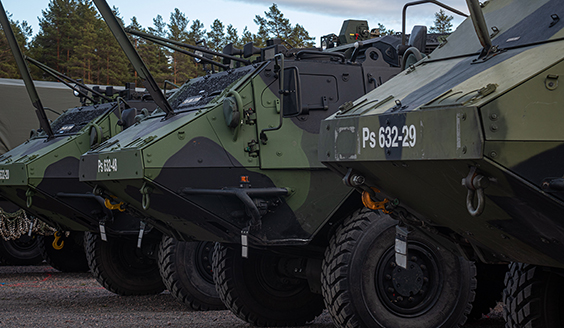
[84,232,165,296]
[468,262,506,319]
[212,243,324,326]
[503,262,564,328]
[38,233,89,272]
[322,209,476,328]
[0,235,43,266]
[158,236,224,310]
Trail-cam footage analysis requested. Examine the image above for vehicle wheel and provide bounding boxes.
[38,232,89,272]
[503,262,564,328]
[158,236,224,310]
[212,243,324,326]
[85,232,165,296]
[468,262,506,319]
[322,209,476,328]
[0,235,43,265]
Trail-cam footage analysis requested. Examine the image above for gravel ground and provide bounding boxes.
[0,264,505,328]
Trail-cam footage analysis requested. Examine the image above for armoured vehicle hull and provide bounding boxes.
[0,98,156,233]
[79,1,483,325]
[80,51,399,246]
[321,0,564,268]
[0,78,80,265]
[320,0,564,326]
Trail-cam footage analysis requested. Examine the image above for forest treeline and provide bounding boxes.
[0,0,315,87]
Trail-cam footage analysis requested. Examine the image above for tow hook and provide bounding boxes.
[462,166,491,217]
[52,231,64,250]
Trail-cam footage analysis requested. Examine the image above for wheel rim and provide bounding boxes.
[113,239,156,274]
[194,241,215,284]
[251,254,307,299]
[9,235,39,253]
[375,242,442,317]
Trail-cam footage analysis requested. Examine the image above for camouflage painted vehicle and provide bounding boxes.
[78,1,479,326]
[320,0,564,327]
[0,78,79,266]
[0,1,170,294]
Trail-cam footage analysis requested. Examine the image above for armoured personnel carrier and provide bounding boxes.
[0,78,78,266]
[80,0,479,326]
[319,0,564,327]
[0,1,171,294]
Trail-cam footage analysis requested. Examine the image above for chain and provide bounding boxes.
[0,207,57,241]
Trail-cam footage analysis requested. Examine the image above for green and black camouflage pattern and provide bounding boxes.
[0,94,157,233]
[80,43,401,247]
[319,0,564,268]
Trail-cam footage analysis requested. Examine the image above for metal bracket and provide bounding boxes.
[395,225,409,269]
[137,221,146,249]
[27,220,34,237]
[99,221,107,242]
[241,227,249,258]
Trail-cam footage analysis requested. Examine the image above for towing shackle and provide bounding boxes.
[462,167,490,217]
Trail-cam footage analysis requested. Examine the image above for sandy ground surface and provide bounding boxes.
[0,264,505,328]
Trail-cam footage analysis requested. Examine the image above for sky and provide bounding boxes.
[4,0,469,46]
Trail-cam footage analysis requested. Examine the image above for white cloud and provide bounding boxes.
[233,0,468,33]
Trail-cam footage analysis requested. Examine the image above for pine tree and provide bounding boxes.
[68,1,99,83]
[186,19,206,78]
[167,8,191,84]
[95,6,134,86]
[129,15,171,86]
[240,27,253,46]
[429,9,453,33]
[225,24,239,47]
[31,0,79,75]
[206,19,225,52]
[377,23,395,36]
[0,13,32,79]
[253,4,314,48]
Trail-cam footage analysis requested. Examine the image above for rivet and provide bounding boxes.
[276,152,283,157]
[490,151,498,158]
[490,124,498,132]
[490,113,498,120]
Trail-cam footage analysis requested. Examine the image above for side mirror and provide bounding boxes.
[282,67,302,117]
